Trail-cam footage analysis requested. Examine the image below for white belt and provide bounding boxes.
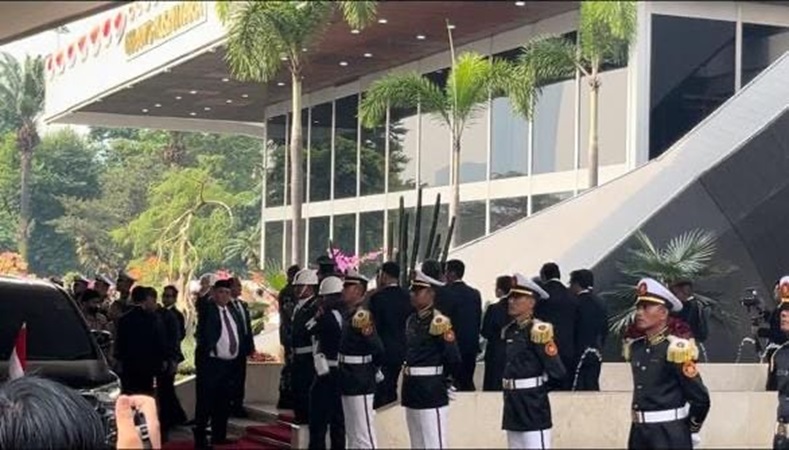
[326,360,338,367]
[404,365,443,376]
[339,354,373,364]
[502,374,548,390]
[294,346,312,355]
[632,404,689,424]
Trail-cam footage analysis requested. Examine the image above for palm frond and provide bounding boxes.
[447,52,498,127]
[509,35,577,119]
[336,1,378,30]
[220,1,286,82]
[579,1,637,68]
[359,73,448,128]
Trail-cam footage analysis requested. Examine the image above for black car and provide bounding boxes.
[0,276,120,444]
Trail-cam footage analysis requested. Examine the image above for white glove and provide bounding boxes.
[314,353,330,376]
[375,369,384,384]
[691,433,701,448]
[447,385,457,401]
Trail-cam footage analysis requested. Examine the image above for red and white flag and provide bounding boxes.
[8,322,26,380]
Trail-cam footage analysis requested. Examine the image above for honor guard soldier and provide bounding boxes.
[769,276,789,450]
[624,277,711,450]
[339,270,384,449]
[501,273,566,449]
[403,270,461,449]
[290,269,321,426]
[307,276,346,449]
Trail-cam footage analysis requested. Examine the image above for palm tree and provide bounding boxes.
[508,1,636,188]
[217,1,377,267]
[0,52,45,264]
[359,51,509,246]
[606,229,738,337]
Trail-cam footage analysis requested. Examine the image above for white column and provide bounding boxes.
[735,4,743,92]
[626,1,652,170]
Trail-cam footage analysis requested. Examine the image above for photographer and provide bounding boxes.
[670,280,709,344]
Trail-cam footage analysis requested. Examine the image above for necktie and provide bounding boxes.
[222,308,238,355]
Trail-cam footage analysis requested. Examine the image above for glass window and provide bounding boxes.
[360,115,386,196]
[264,221,284,269]
[580,68,628,167]
[742,23,789,86]
[532,191,572,214]
[309,103,332,202]
[333,214,356,255]
[491,96,529,179]
[359,211,384,276]
[649,15,735,158]
[265,115,287,206]
[284,219,306,266]
[285,110,309,205]
[308,216,330,266]
[387,206,414,260]
[334,95,358,199]
[457,201,486,246]
[389,107,418,192]
[420,69,450,188]
[418,202,449,261]
[532,78,576,174]
[460,101,488,183]
[490,196,529,232]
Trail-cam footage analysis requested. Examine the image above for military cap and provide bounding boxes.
[410,269,444,291]
[293,268,319,286]
[635,277,683,312]
[508,273,549,300]
[344,269,369,286]
[316,255,335,266]
[778,276,789,311]
[319,276,343,296]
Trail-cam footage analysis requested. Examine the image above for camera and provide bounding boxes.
[740,287,763,310]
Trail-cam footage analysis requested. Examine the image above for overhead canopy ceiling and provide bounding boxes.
[0,1,118,47]
[78,1,577,123]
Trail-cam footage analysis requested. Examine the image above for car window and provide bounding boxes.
[0,281,97,361]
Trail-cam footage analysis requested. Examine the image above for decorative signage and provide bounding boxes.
[124,2,207,59]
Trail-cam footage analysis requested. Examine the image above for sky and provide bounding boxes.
[0,14,101,136]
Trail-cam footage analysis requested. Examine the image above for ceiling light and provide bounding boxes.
[363,52,373,58]
[189,112,197,116]
[175,96,182,100]
[208,47,216,53]
[204,107,211,111]
[141,108,149,113]
[222,77,230,82]
[189,90,197,95]
[154,103,162,108]
[339,61,348,67]
[164,68,171,73]
[447,24,456,30]
[241,94,249,98]
[280,55,288,61]
[416,34,426,40]
[515,1,526,5]
[301,48,308,52]
[378,18,387,24]
[226,99,233,104]
[351,29,360,35]
[277,82,286,86]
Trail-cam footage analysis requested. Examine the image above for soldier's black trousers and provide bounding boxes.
[775,433,789,450]
[628,421,692,450]
[292,357,316,425]
[308,371,345,449]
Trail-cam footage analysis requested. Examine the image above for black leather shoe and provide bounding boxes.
[230,409,248,418]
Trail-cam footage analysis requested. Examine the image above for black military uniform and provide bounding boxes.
[290,270,320,425]
[626,278,711,450]
[307,276,345,450]
[573,288,608,391]
[481,296,510,391]
[402,271,461,449]
[369,282,412,408]
[338,274,384,449]
[769,281,789,450]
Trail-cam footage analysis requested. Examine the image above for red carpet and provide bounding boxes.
[246,423,292,444]
[163,438,280,450]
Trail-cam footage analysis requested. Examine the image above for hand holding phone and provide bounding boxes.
[115,395,161,449]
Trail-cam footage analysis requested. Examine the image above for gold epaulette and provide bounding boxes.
[429,311,452,336]
[530,320,554,344]
[667,336,697,364]
[352,308,372,330]
[622,339,633,361]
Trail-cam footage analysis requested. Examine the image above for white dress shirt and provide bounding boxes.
[213,305,240,360]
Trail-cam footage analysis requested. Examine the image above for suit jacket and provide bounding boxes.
[442,281,483,356]
[481,297,509,391]
[157,306,185,363]
[195,302,244,363]
[369,284,412,365]
[535,279,579,367]
[232,299,255,358]
[115,306,166,375]
[574,291,608,353]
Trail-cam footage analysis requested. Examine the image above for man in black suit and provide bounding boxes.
[480,275,513,391]
[114,286,166,395]
[443,259,483,391]
[193,279,243,447]
[156,285,187,440]
[569,269,608,391]
[535,262,579,391]
[229,276,255,418]
[369,261,412,409]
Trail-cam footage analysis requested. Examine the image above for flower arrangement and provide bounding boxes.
[327,248,384,273]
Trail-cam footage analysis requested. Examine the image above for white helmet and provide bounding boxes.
[293,269,319,286]
[318,276,343,296]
